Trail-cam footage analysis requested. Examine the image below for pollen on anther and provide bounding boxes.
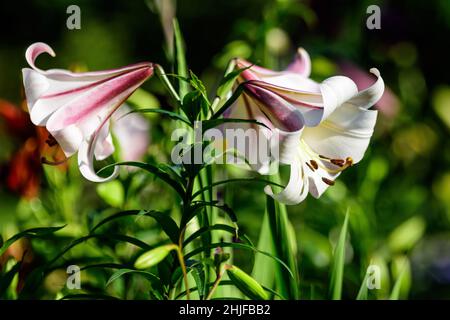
[310,160,319,170]
[306,162,315,171]
[345,157,354,166]
[322,177,335,186]
[331,159,345,167]
[45,135,58,147]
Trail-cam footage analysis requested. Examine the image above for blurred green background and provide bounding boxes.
[1,0,450,299]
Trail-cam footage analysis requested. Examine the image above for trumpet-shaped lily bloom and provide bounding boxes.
[22,42,154,182]
[225,48,384,204]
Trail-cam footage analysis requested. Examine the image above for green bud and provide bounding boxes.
[134,244,177,269]
[226,265,268,300]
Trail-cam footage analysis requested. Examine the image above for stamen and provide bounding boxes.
[300,140,354,174]
[41,156,68,166]
[330,159,345,167]
[322,177,335,186]
[346,157,353,166]
[45,135,58,147]
[306,162,315,171]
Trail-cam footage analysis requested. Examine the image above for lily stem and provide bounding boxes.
[177,228,190,300]
[206,269,224,300]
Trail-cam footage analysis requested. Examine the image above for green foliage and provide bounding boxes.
[0,0,447,301]
[329,212,349,300]
[226,265,268,300]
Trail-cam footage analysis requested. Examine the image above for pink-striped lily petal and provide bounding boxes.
[226,48,385,204]
[224,80,307,174]
[22,42,154,182]
[237,56,366,127]
[286,47,311,77]
[275,72,383,203]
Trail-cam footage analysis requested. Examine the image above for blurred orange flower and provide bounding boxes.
[0,99,66,198]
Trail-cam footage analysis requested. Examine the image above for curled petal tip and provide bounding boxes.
[26,42,56,72]
[286,47,311,77]
[369,68,380,77]
[297,47,308,56]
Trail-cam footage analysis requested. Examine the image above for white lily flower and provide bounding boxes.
[225,48,384,204]
[22,42,153,182]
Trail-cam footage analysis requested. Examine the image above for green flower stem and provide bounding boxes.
[176,234,190,300]
[206,268,224,300]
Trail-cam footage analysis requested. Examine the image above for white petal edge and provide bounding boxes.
[264,160,309,205]
[347,68,385,109]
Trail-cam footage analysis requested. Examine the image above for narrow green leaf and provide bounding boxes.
[329,211,350,300]
[182,90,207,123]
[211,84,245,120]
[356,268,370,300]
[0,225,65,256]
[98,161,186,198]
[106,269,160,287]
[134,244,178,269]
[192,178,284,200]
[183,224,246,247]
[125,107,191,125]
[80,263,125,271]
[390,257,410,300]
[49,234,151,267]
[389,268,405,300]
[252,213,275,294]
[89,209,180,244]
[173,18,189,97]
[0,262,21,297]
[265,192,299,300]
[215,63,251,99]
[187,201,238,226]
[189,262,207,300]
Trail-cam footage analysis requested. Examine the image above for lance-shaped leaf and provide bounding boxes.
[134,244,178,269]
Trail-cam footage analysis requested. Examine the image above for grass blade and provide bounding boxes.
[356,268,370,300]
[173,18,189,98]
[251,211,275,294]
[265,194,299,299]
[329,210,350,300]
[0,226,65,256]
[106,269,160,287]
